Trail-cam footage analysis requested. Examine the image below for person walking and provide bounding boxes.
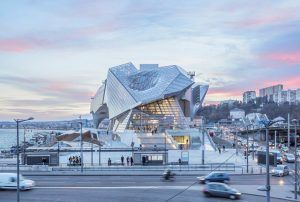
[218,147,221,154]
[108,158,111,166]
[142,156,145,166]
[121,155,124,166]
[130,156,134,166]
[222,145,225,152]
[126,156,129,166]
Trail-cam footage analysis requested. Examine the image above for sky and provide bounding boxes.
[0,0,300,121]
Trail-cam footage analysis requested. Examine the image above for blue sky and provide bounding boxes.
[0,0,300,120]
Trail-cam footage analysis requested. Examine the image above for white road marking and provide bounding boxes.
[35,186,158,189]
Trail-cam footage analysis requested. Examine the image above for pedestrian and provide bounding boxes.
[218,147,221,154]
[142,156,145,165]
[108,158,111,166]
[126,156,129,166]
[130,156,134,166]
[178,158,182,165]
[223,145,225,152]
[68,156,71,166]
[121,155,124,166]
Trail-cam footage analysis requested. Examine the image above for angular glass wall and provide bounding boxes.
[128,97,189,133]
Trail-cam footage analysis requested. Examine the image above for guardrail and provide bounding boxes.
[51,163,236,172]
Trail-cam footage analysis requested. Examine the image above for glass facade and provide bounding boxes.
[128,97,188,133]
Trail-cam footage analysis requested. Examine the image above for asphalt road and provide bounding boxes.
[0,175,292,202]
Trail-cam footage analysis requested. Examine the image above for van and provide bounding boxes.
[0,173,35,190]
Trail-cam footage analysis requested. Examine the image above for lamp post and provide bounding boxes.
[260,119,281,202]
[57,139,60,166]
[79,116,83,173]
[91,140,93,166]
[14,117,34,202]
[246,125,249,173]
[292,119,298,200]
[201,125,205,165]
[23,126,26,165]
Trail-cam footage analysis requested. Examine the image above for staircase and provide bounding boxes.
[136,133,178,150]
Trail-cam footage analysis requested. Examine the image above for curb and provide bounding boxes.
[242,192,297,201]
[20,173,266,177]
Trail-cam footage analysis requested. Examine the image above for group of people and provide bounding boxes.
[108,155,134,166]
[68,156,81,166]
[218,145,226,154]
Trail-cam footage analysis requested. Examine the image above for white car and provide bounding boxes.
[272,165,289,177]
[0,173,35,190]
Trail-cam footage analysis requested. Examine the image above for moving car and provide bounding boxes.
[197,172,230,184]
[271,150,283,164]
[203,182,242,200]
[272,165,289,177]
[0,173,35,190]
[283,153,295,163]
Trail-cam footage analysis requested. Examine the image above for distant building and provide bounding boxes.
[273,89,300,104]
[243,91,256,103]
[220,99,237,106]
[230,108,245,121]
[258,84,300,104]
[259,84,283,101]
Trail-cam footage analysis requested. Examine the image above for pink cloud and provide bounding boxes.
[264,75,300,89]
[0,39,33,52]
[261,52,300,65]
[207,88,242,97]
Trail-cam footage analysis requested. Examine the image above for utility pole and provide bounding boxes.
[99,143,101,166]
[266,127,270,202]
[246,125,249,173]
[260,119,281,202]
[288,113,290,149]
[79,116,83,173]
[14,117,34,202]
[202,125,205,165]
[235,130,238,155]
[292,119,298,200]
[274,130,277,150]
[23,126,26,165]
[91,140,93,166]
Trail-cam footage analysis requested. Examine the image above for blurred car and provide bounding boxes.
[272,165,289,177]
[197,172,230,184]
[0,173,35,190]
[281,146,289,152]
[203,182,242,200]
[283,153,295,163]
[271,150,283,164]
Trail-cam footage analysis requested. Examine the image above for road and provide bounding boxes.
[0,175,292,202]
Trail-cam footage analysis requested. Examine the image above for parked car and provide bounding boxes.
[197,172,230,184]
[203,182,242,200]
[283,153,295,163]
[272,165,289,177]
[0,173,35,190]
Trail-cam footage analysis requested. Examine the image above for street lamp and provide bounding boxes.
[259,119,281,202]
[78,117,83,173]
[201,124,205,165]
[245,121,253,174]
[14,117,34,202]
[23,126,26,165]
[292,119,298,200]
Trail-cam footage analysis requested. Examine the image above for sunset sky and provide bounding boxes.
[0,0,300,121]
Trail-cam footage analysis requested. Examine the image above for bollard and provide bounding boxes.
[260,167,262,174]
[251,167,253,174]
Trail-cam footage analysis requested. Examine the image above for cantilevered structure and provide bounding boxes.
[90,63,208,148]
